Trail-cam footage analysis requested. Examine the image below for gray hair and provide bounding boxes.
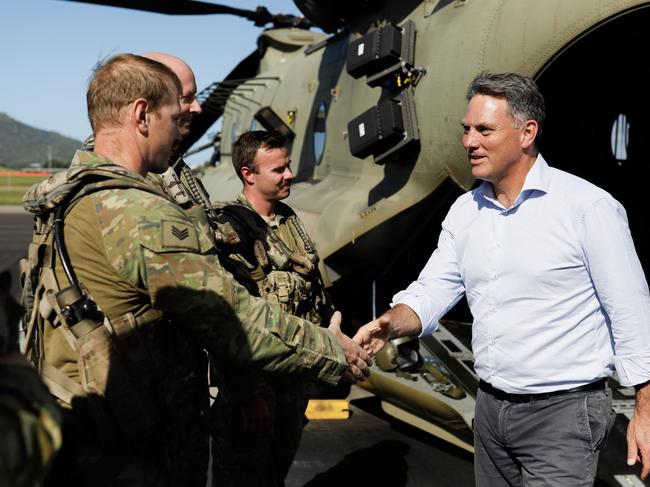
[466,72,545,146]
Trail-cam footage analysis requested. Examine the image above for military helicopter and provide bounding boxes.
[64,0,650,482]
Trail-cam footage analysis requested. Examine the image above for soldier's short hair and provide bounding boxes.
[87,53,182,133]
[232,131,287,182]
[466,72,545,147]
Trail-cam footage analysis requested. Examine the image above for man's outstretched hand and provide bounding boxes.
[328,311,371,383]
[353,315,393,356]
[353,304,422,356]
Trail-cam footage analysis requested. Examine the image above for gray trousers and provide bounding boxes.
[474,386,616,487]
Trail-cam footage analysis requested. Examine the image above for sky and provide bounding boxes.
[0,0,304,166]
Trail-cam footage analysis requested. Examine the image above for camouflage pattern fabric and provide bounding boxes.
[211,193,335,486]
[21,152,347,486]
[0,271,61,487]
[0,362,62,487]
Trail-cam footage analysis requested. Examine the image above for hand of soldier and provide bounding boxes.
[242,395,273,434]
[327,311,371,382]
[353,314,393,356]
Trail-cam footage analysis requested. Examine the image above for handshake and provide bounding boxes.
[327,310,398,383]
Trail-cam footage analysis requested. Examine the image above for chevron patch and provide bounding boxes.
[161,220,199,250]
[172,225,189,240]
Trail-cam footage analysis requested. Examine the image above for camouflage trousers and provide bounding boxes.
[210,381,309,487]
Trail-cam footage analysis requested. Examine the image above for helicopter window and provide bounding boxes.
[313,101,327,165]
[611,114,629,163]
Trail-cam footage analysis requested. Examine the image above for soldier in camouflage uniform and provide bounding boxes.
[0,270,61,487]
[21,54,369,487]
[210,131,336,486]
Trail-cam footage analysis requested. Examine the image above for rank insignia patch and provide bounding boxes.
[161,220,199,250]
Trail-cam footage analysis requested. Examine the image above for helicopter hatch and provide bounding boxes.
[537,4,650,277]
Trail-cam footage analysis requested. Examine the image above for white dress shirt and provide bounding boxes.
[393,155,650,393]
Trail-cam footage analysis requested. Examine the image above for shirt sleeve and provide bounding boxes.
[582,197,650,386]
[103,205,347,386]
[391,217,466,336]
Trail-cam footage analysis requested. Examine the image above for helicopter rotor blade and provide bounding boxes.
[59,0,273,25]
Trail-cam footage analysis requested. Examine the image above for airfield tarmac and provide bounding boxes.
[1,206,647,486]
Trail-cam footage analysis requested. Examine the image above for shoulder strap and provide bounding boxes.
[23,165,170,217]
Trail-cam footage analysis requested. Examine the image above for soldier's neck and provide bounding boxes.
[243,188,276,217]
[95,131,147,176]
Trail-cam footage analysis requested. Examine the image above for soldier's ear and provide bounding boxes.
[133,98,149,134]
[241,166,255,185]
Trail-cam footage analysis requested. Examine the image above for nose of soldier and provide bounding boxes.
[284,166,294,182]
[190,99,202,116]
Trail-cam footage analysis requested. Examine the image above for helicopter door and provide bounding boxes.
[536,5,650,276]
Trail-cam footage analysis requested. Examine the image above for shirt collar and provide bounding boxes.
[478,154,550,210]
[520,154,550,195]
[236,191,284,226]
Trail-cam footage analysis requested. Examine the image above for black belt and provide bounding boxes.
[479,378,607,403]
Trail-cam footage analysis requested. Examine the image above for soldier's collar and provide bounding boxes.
[236,192,287,225]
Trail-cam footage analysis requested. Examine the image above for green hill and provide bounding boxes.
[0,113,82,167]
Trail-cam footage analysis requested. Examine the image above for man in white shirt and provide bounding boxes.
[354,72,650,486]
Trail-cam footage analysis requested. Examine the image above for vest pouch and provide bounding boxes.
[75,318,161,448]
[263,270,295,305]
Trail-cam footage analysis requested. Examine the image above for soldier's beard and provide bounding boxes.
[179,120,192,139]
[170,131,189,161]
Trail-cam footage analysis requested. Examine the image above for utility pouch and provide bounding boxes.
[55,285,103,337]
[74,314,160,446]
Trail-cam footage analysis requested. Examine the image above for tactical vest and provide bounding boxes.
[212,200,332,325]
[20,165,208,484]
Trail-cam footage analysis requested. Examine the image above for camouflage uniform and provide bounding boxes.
[21,152,347,486]
[0,274,61,487]
[210,193,334,486]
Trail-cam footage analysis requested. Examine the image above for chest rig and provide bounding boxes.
[212,200,330,325]
[20,165,207,483]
